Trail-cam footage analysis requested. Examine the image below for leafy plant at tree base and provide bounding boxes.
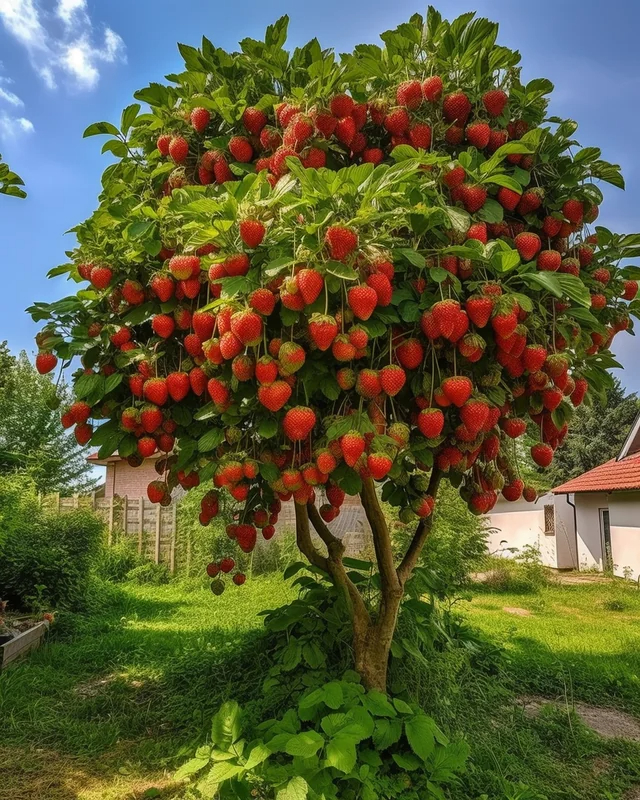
[31,9,640,690]
[0,153,26,198]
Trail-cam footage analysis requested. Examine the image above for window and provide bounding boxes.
[544,505,555,536]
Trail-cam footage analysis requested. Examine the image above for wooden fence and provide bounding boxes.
[42,494,177,570]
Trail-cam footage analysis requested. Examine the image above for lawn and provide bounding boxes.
[2,574,640,800]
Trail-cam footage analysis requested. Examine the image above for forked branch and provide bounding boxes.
[360,477,401,595]
[294,501,328,571]
[397,468,443,585]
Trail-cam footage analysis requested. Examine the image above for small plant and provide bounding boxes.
[125,561,171,585]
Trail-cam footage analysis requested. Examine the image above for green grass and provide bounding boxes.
[0,575,294,799]
[3,573,640,800]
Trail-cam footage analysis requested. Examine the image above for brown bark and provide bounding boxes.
[294,473,443,693]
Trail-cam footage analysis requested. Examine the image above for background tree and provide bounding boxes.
[548,378,639,485]
[0,343,96,492]
[30,10,640,690]
[0,153,26,198]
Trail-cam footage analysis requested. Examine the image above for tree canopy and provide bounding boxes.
[0,154,26,198]
[0,343,96,493]
[28,9,640,688]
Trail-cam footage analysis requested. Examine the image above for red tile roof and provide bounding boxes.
[552,452,640,494]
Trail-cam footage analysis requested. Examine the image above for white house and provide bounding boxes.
[486,412,640,578]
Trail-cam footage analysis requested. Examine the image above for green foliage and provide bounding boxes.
[125,561,171,585]
[479,548,551,594]
[0,474,103,610]
[0,152,26,198]
[0,343,96,493]
[94,537,146,582]
[549,378,639,486]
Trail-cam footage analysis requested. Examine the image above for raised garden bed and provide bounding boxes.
[0,617,50,670]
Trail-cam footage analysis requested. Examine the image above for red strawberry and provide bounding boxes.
[309,314,338,351]
[466,122,491,149]
[36,352,58,374]
[460,184,487,213]
[224,253,250,277]
[166,372,190,402]
[283,406,316,441]
[207,378,230,405]
[169,255,200,280]
[562,199,583,224]
[239,219,265,249]
[341,431,365,467]
[466,295,493,328]
[422,76,443,102]
[150,273,175,302]
[298,268,324,305]
[542,216,563,238]
[143,378,168,406]
[421,310,440,340]
[542,387,563,411]
[379,365,406,396]
[467,222,488,244]
[90,265,113,289]
[147,480,168,504]
[409,123,432,149]
[233,573,246,586]
[362,148,384,165]
[332,335,356,362]
[501,417,527,438]
[189,367,207,396]
[522,345,547,373]
[229,136,253,162]
[537,250,561,272]
[242,106,267,134]
[522,486,537,503]
[330,94,354,118]
[169,136,188,163]
[577,245,594,267]
[192,310,216,341]
[432,299,461,340]
[482,89,508,117]
[593,268,610,285]
[418,408,444,439]
[140,405,163,433]
[590,293,607,310]
[232,354,255,381]
[279,342,306,375]
[383,108,410,136]
[460,399,490,435]
[441,376,473,407]
[514,232,541,262]
[337,367,356,390]
[396,338,423,370]
[249,288,276,315]
[348,285,378,320]
[230,309,262,346]
[502,479,524,502]
[138,436,157,458]
[366,273,393,307]
[256,356,279,385]
[497,187,521,212]
[623,280,639,301]
[190,107,210,133]
[348,326,369,349]
[443,164,466,188]
[443,92,471,124]
[335,116,357,146]
[368,453,393,480]
[491,310,518,338]
[458,333,486,362]
[487,129,508,153]
[571,377,588,407]
[396,80,423,110]
[559,257,580,277]
[156,134,171,155]
[356,369,381,399]
[326,226,358,261]
[258,381,292,411]
[531,443,554,468]
[516,188,544,215]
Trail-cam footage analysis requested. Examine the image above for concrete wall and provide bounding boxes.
[609,492,640,579]
[553,493,578,569]
[486,493,561,568]
[574,492,608,570]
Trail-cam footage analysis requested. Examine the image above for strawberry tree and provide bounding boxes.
[31,10,640,691]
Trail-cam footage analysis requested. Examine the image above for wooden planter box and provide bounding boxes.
[0,621,49,670]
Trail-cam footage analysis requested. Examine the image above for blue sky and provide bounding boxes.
[1,0,640,393]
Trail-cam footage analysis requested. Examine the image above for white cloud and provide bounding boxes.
[0,77,24,107]
[0,112,34,137]
[0,0,125,90]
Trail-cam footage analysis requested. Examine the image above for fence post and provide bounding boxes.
[155,506,161,564]
[73,493,79,510]
[107,497,114,546]
[122,495,128,537]
[170,503,177,573]
[186,528,192,578]
[138,497,144,555]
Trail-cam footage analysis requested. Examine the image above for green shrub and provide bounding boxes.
[480,547,552,594]
[125,561,171,585]
[0,495,103,611]
[94,537,145,582]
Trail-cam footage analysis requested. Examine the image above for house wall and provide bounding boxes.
[104,459,161,499]
[486,493,560,568]
[553,494,578,569]
[574,492,608,570]
[609,492,640,579]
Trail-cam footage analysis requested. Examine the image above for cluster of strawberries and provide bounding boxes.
[206,556,245,593]
[34,59,638,587]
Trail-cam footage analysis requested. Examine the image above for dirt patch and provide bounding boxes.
[518,696,640,740]
[624,789,640,800]
[556,573,616,585]
[503,606,532,616]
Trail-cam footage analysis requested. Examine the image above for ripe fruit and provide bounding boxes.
[283,406,317,441]
[258,381,292,411]
[144,378,168,406]
[230,310,262,346]
[348,285,378,321]
[418,408,444,439]
[422,76,443,102]
[460,399,490,435]
[562,198,583,224]
[482,89,508,116]
[166,372,190,402]
[537,250,561,272]
[531,443,554,468]
[341,431,365,467]
[297,269,324,305]
[249,288,276,315]
[90,265,113,289]
[169,136,189,163]
[443,92,471,124]
[239,219,266,249]
[396,79,423,110]
[466,296,493,328]
[379,365,406,396]
[190,107,210,133]
[325,226,358,261]
[229,136,253,162]
[36,352,57,374]
[441,376,473,407]
[460,184,487,213]
[309,314,338,351]
[396,338,423,370]
[466,122,491,149]
[623,280,639,301]
[242,106,267,134]
[383,108,410,136]
[514,232,541,262]
[368,453,393,480]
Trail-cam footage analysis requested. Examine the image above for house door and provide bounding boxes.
[599,508,613,572]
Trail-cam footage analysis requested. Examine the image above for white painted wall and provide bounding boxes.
[553,494,578,569]
[574,492,608,570]
[609,492,640,579]
[485,493,565,568]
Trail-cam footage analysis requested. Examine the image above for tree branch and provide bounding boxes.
[294,501,328,572]
[307,501,344,557]
[360,477,401,595]
[396,468,443,585]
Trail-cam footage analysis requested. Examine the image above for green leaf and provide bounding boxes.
[283,561,307,580]
[323,681,344,710]
[485,173,522,193]
[284,731,325,758]
[211,701,242,749]
[174,756,210,781]
[555,273,591,308]
[198,429,224,452]
[259,462,280,483]
[325,260,358,281]
[396,248,426,268]
[258,418,278,438]
[393,698,415,715]
[325,734,357,773]
[208,761,244,783]
[405,713,438,761]
[331,462,363,495]
[364,690,397,718]
[491,249,520,273]
[121,103,141,135]
[302,641,326,669]
[243,743,271,770]
[104,373,123,394]
[372,718,402,750]
[276,777,308,800]
[392,752,422,771]
[83,121,120,138]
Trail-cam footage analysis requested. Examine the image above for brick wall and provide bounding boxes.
[105,459,160,499]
